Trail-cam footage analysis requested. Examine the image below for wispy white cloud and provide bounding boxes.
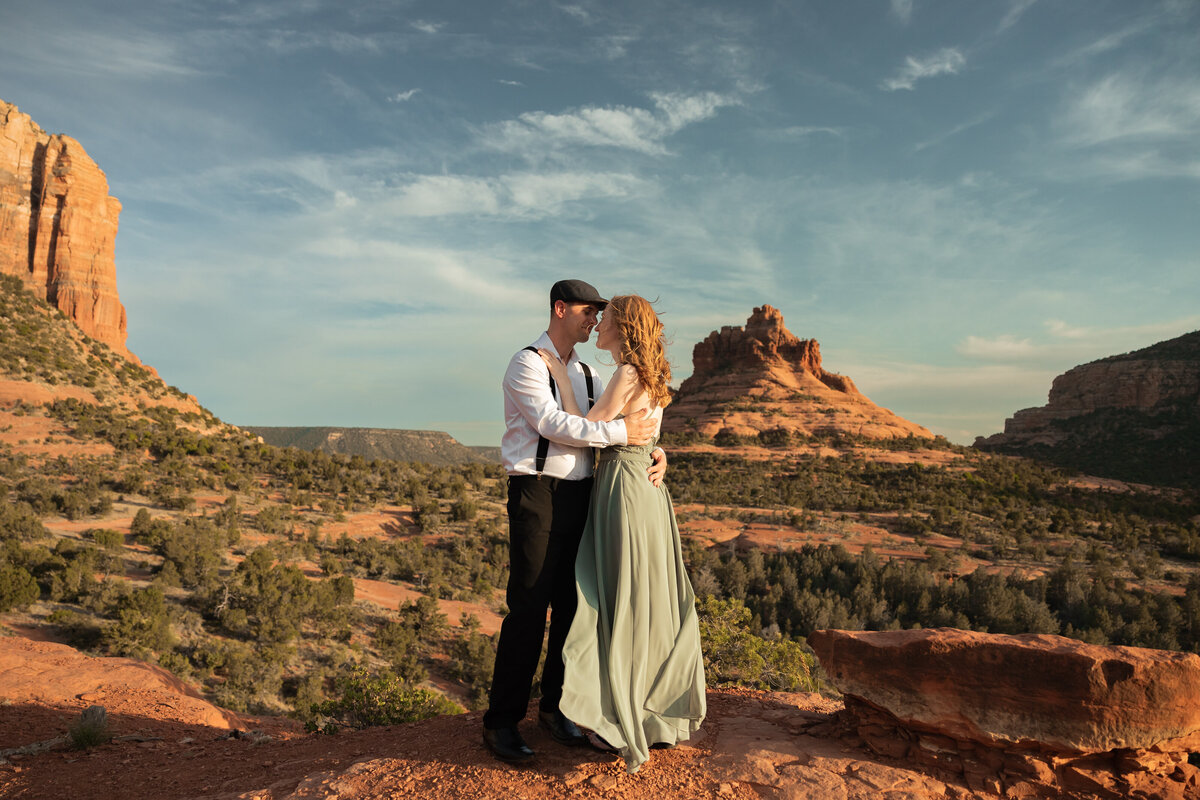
[957,335,1036,360]
[1058,72,1200,147]
[880,48,966,91]
[1045,319,1090,339]
[1051,16,1159,68]
[1051,69,1200,181]
[299,239,532,306]
[560,5,591,23]
[389,88,421,102]
[497,79,524,87]
[5,29,205,78]
[955,315,1200,365]
[480,91,737,156]
[411,20,443,34]
[890,0,914,24]
[997,0,1038,33]
[383,172,647,218]
[913,111,995,152]
[759,125,847,141]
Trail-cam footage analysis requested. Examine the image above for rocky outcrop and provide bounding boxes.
[976,330,1200,488]
[810,628,1200,798]
[0,99,131,359]
[245,426,494,466]
[665,306,932,441]
[0,636,244,736]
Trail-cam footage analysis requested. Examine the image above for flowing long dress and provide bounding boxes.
[559,430,707,774]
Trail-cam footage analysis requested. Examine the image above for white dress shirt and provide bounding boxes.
[501,332,628,479]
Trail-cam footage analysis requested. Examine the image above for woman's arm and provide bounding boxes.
[585,364,639,422]
[537,349,584,416]
[538,352,641,422]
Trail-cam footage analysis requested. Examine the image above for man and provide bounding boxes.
[483,279,666,763]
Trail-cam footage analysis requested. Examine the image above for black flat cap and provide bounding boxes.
[550,279,608,308]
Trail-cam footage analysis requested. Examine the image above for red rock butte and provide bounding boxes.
[664,305,931,440]
[1,99,133,360]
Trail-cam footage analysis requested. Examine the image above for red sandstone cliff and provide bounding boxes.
[975,330,1200,488]
[665,306,932,441]
[0,99,132,360]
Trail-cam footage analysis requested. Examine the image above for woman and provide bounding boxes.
[538,294,706,774]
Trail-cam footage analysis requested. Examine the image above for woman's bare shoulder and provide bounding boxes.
[614,363,639,379]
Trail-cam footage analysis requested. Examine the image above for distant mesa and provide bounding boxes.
[976,329,1200,489]
[245,426,496,467]
[665,305,931,441]
[0,99,133,361]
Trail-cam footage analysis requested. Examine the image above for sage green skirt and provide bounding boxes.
[560,443,706,773]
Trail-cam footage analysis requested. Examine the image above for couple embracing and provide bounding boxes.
[483,279,706,774]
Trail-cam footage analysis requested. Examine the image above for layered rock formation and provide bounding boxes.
[665,305,931,441]
[810,628,1200,798]
[0,99,131,359]
[976,330,1200,488]
[245,426,494,466]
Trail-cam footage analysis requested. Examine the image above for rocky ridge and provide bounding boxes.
[664,305,932,441]
[976,330,1200,488]
[0,99,131,360]
[245,426,494,466]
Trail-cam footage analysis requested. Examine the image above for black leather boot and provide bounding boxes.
[482,726,535,762]
[538,710,590,747]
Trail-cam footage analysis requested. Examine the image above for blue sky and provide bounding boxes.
[3,0,1198,445]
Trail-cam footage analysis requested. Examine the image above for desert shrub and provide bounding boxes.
[374,620,427,684]
[43,608,101,649]
[208,641,287,713]
[757,427,793,448]
[115,467,146,495]
[415,499,443,532]
[0,501,48,541]
[130,509,173,549]
[399,596,448,643]
[44,544,100,603]
[0,562,40,611]
[254,504,290,536]
[88,528,124,550]
[157,517,224,589]
[214,495,241,541]
[697,596,819,692]
[310,666,462,731]
[450,498,477,522]
[104,585,175,657]
[713,428,743,448]
[67,707,111,750]
[223,547,354,643]
[447,615,496,710]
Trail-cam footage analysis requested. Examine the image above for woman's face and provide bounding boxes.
[595,311,621,353]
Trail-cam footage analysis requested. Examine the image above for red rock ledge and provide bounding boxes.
[809,627,1200,798]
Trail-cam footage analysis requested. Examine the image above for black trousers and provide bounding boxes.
[483,474,592,730]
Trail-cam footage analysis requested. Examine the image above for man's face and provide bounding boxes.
[561,301,601,344]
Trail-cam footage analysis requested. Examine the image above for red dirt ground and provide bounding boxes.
[0,631,966,800]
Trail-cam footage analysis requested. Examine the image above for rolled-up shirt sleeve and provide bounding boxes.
[505,351,628,448]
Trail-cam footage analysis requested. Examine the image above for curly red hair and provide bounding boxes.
[605,295,672,409]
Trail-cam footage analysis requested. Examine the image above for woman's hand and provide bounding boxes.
[537,348,569,381]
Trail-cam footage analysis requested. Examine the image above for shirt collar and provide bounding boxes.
[535,331,579,365]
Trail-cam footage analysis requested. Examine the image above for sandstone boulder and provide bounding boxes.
[808,627,1200,754]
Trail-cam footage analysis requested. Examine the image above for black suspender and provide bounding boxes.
[523,346,596,477]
